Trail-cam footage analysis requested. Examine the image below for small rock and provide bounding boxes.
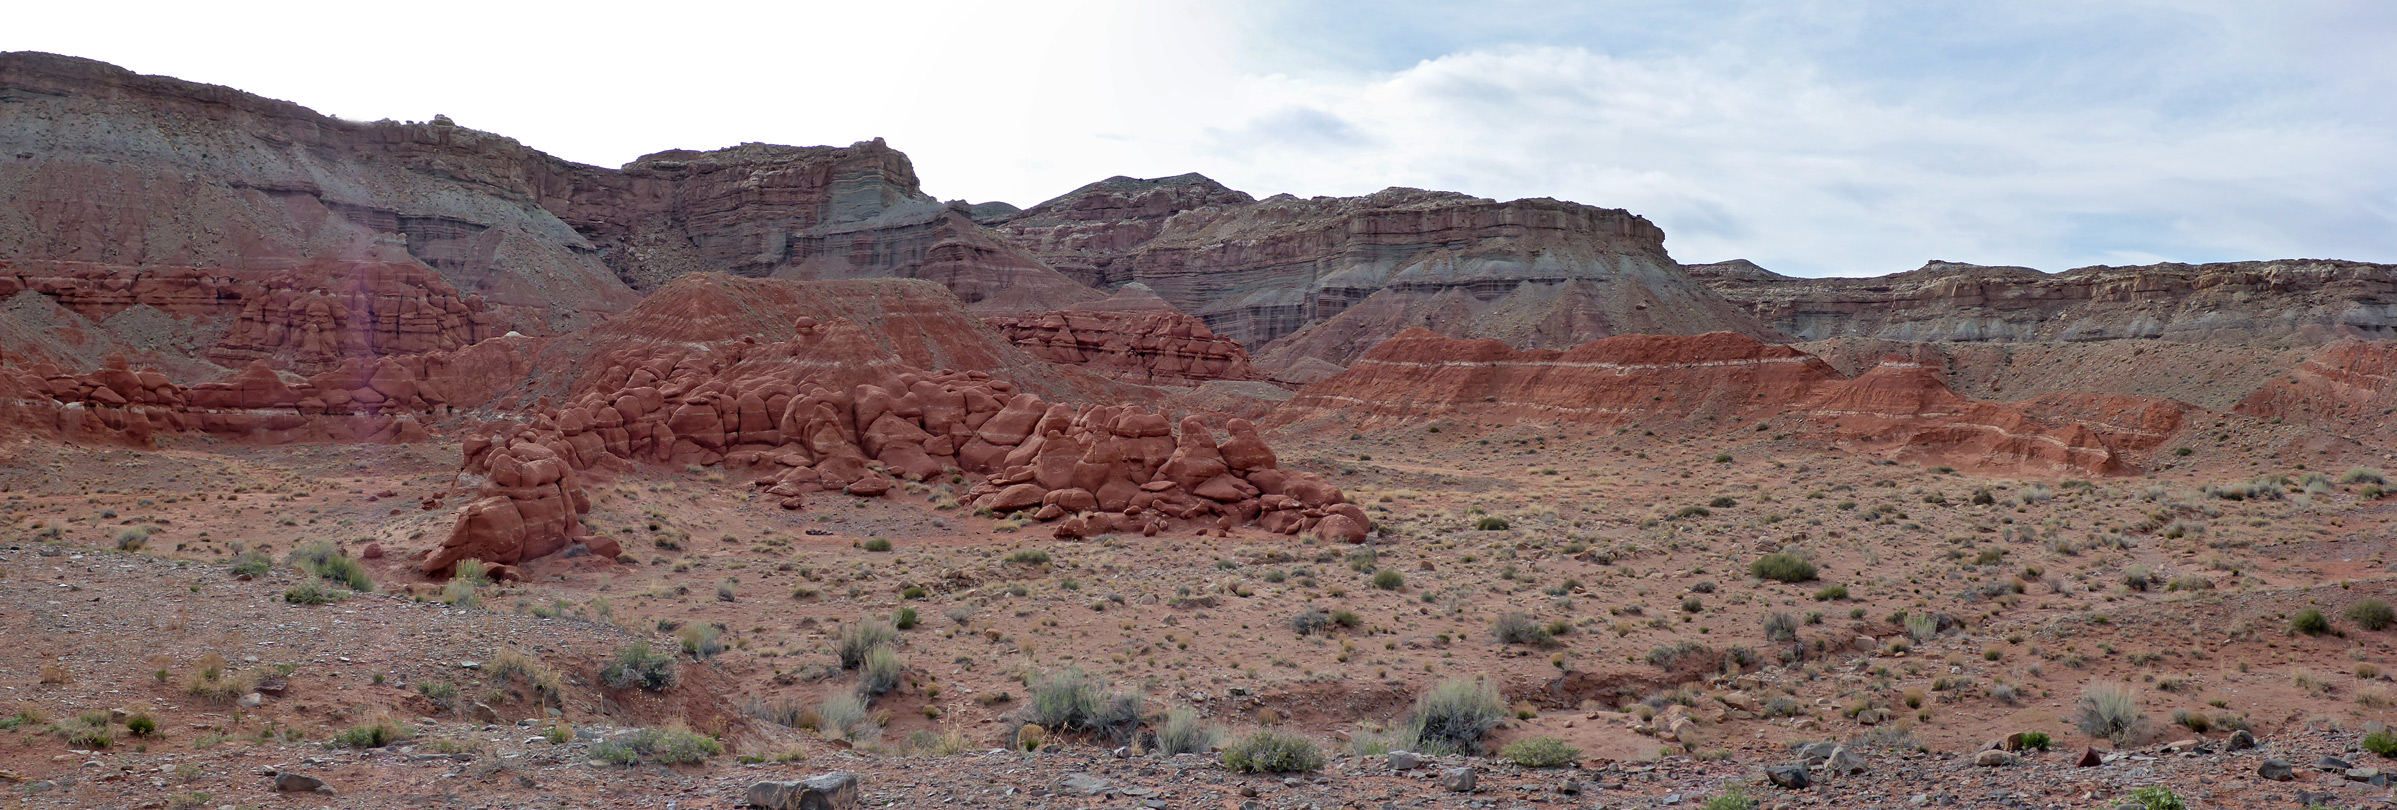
[1973,749,2012,767]
[2074,747,2103,767]
[1061,774,1114,796]
[2224,729,2256,750]
[2344,767,2381,782]
[1795,741,1837,768]
[1388,751,1424,770]
[1821,746,1866,775]
[745,772,858,810]
[271,772,330,794]
[236,693,263,709]
[1555,779,1581,795]
[1240,802,1264,810]
[1765,764,1810,789]
[2318,756,2353,771]
[1442,767,1476,793]
[2257,759,2294,781]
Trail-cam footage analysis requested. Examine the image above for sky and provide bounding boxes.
[7,1,2394,277]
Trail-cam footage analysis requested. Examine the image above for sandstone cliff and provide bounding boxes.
[992,178,1780,368]
[983,284,1263,386]
[1689,258,2397,346]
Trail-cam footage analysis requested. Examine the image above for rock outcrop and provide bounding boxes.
[1273,328,2184,475]
[2232,339,2397,432]
[984,284,1262,386]
[1688,258,2397,347]
[991,179,1780,367]
[421,276,1358,574]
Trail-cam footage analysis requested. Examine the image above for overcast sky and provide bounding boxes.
[9,1,2393,277]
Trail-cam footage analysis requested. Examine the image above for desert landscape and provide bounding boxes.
[1,50,2395,810]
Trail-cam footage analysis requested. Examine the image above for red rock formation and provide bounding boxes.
[2232,339,2397,431]
[1688,258,2397,347]
[1275,328,2184,475]
[992,180,1780,366]
[426,284,1367,575]
[984,284,1263,386]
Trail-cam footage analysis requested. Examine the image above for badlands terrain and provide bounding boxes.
[1,51,2396,810]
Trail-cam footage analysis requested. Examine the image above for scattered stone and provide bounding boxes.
[2318,756,2353,771]
[1442,767,1476,793]
[2344,767,2382,782]
[272,772,330,794]
[2257,759,2294,781]
[2075,747,2104,767]
[1795,741,1838,768]
[1821,746,1866,775]
[236,693,263,709]
[1973,750,2012,767]
[1060,774,1113,796]
[1388,751,1424,770]
[2224,729,2256,751]
[744,772,858,810]
[1765,764,1811,789]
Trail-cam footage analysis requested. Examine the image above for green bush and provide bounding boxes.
[1474,516,1511,531]
[1813,585,1849,601]
[288,542,372,590]
[837,620,899,669]
[1751,553,1818,583]
[1702,788,1755,810]
[1025,667,1143,738]
[2347,598,2395,632]
[893,606,920,630]
[124,714,156,737]
[2125,786,2187,810]
[819,693,876,741]
[600,641,678,691]
[591,728,721,766]
[1007,549,1051,565]
[1762,612,1799,642]
[676,624,724,659]
[861,538,893,552]
[1372,569,1404,590]
[115,526,152,551]
[1221,730,1324,773]
[2341,467,2388,485]
[228,550,274,578]
[327,718,410,749]
[284,581,339,604]
[2291,608,2332,636]
[1411,678,1506,754]
[1155,706,1217,755]
[2020,730,2051,751]
[1501,736,1580,767]
[2363,729,2397,757]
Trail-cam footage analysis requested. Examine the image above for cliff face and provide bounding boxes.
[993,179,1780,367]
[1689,258,2397,346]
[0,52,1094,350]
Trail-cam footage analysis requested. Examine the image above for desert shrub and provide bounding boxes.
[488,648,563,703]
[600,641,678,691]
[1155,706,1217,755]
[284,581,339,604]
[2342,467,2387,485]
[1411,678,1506,754]
[327,716,411,749]
[184,655,259,703]
[861,538,892,552]
[1372,569,1404,590]
[288,542,372,590]
[2020,730,2051,750]
[676,624,725,659]
[857,645,902,697]
[893,606,919,629]
[1006,549,1051,565]
[592,727,720,766]
[228,551,274,578]
[1330,609,1362,628]
[1674,506,1712,519]
[836,620,899,668]
[124,714,156,737]
[1502,736,1580,767]
[1903,613,1940,643]
[51,716,113,749]
[1708,496,1737,508]
[2077,682,2144,745]
[1221,730,1324,773]
[1646,639,1711,670]
[2291,608,2332,636]
[1813,584,1849,601]
[1290,609,1333,636]
[444,559,489,607]
[1025,667,1142,739]
[2347,598,2395,632]
[1762,612,1799,642]
[1490,612,1553,646]
[2172,709,2210,733]
[1751,553,1817,583]
[1702,788,1756,810]
[2123,565,2156,592]
[819,693,877,741]
[2125,786,2187,810]
[2363,729,2397,757]
[2165,575,2213,592]
[1475,516,1511,531]
[115,526,152,551]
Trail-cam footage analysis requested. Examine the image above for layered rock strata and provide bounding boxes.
[1274,328,2184,475]
[984,284,1262,386]
[992,178,1779,366]
[1688,258,2397,346]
